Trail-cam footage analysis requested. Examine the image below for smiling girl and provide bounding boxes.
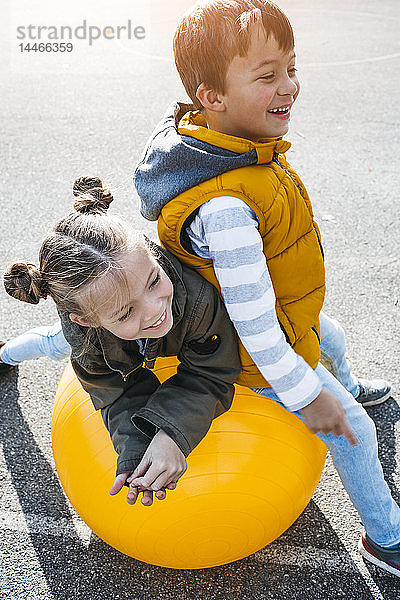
[4,176,241,506]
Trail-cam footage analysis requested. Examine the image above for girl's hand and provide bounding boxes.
[109,473,177,506]
[126,429,187,506]
[109,429,186,507]
[300,388,358,446]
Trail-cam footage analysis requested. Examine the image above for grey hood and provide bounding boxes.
[134,102,261,221]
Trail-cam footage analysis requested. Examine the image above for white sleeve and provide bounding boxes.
[187,196,322,411]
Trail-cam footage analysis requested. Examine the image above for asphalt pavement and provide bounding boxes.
[1,0,400,598]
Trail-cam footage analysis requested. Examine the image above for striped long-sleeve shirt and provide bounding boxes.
[186,196,322,412]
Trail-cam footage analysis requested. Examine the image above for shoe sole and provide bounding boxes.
[359,391,391,407]
[358,537,400,577]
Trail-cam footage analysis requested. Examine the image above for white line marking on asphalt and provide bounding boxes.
[302,53,400,67]
[0,509,91,546]
[0,510,393,596]
[0,509,380,580]
[256,545,387,598]
[115,8,400,69]
[116,38,400,68]
[291,8,400,23]
[255,544,357,571]
[115,38,173,62]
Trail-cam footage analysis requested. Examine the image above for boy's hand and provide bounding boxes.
[300,388,358,446]
[126,429,187,506]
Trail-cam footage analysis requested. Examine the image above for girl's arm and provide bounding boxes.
[72,360,187,505]
[110,431,184,506]
[61,286,241,502]
[71,359,161,476]
[129,278,242,458]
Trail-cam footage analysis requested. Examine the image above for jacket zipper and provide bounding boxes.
[313,225,325,261]
[105,340,160,382]
[272,152,305,198]
[123,339,159,380]
[272,153,323,350]
[273,152,325,262]
[144,338,160,370]
[121,364,142,382]
[311,326,320,343]
[101,350,142,382]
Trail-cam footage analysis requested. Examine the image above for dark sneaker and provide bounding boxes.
[359,531,400,577]
[0,342,14,375]
[355,378,391,407]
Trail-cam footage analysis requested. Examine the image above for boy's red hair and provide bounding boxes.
[173,0,294,108]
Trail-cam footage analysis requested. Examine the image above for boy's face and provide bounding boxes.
[216,27,299,141]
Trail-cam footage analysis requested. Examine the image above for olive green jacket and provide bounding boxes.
[59,248,241,475]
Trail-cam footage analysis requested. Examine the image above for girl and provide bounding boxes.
[4,176,241,507]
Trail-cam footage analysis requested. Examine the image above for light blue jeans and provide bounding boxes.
[254,312,400,547]
[0,321,70,365]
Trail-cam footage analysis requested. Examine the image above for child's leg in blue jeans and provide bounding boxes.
[254,362,400,546]
[0,321,70,365]
[319,311,360,397]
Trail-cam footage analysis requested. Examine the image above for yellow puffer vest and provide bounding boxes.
[158,112,326,388]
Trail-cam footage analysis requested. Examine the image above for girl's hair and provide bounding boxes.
[4,176,152,327]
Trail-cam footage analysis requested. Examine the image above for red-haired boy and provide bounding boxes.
[135,0,399,576]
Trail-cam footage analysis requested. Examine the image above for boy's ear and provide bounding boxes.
[69,313,92,328]
[196,83,226,112]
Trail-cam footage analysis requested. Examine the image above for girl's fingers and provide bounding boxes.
[149,472,175,492]
[129,465,168,490]
[127,458,150,483]
[110,469,180,507]
[125,482,178,505]
[155,489,167,500]
[141,490,153,506]
[128,476,150,490]
[109,472,129,495]
[155,480,180,499]
[126,485,139,505]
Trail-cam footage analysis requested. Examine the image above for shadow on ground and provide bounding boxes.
[1,372,399,600]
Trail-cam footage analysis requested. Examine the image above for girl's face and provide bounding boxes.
[79,251,174,340]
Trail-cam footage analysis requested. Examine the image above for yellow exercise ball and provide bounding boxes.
[52,358,326,569]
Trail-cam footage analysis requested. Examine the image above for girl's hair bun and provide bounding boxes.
[3,262,45,305]
[73,176,114,214]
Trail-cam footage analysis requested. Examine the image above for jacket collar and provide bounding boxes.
[178,109,291,165]
[134,101,291,221]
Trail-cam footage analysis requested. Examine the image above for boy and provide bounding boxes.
[134,0,400,576]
